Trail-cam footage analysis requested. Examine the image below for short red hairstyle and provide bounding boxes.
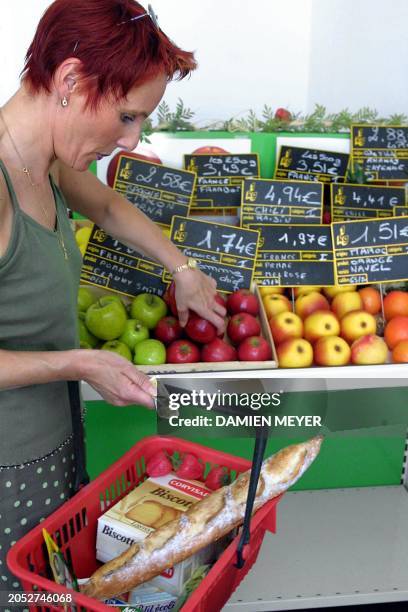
[22,0,197,109]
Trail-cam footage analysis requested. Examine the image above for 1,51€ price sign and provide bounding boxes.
[249,224,334,286]
[113,154,196,228]
[81,225,167,297]
[183,153,260,210]
[332,217,408,285]
[165,216,259,293]
[241,178,323,225]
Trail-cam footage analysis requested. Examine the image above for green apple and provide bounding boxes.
[78,312,99,348]
[80,340,92,349]
[130,294,167,329]
[85,296,128,340]
[133,339,166,366]
[101,340,132,361]
[77,287,97,312]
[119,319,149,350]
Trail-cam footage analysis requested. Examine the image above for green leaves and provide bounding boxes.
[156,98,195,131]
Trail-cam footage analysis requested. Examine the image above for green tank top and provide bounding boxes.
[0,160,83,465]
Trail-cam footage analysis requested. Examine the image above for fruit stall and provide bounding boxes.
[74,127,408,609]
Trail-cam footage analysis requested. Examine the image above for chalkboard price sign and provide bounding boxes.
[249,224,334,286]
[183,153,260,209]
[81,225,167,297]
[393,206,408,217]
[275,146,349,184]
[331,183,406,221]
[241,178,323,225]
[165,216,259,293]
[113,154,195,227]
[351,124,408,182]
[332,217,408,285]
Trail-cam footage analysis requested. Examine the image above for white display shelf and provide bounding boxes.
[224,486,408,610]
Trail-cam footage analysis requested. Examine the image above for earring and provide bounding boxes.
[61,97,68,107]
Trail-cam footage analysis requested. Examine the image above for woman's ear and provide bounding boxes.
[53,58,83,101]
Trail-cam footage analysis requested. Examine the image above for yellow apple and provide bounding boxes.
[303,311,340,343]
[293,286,322,297]
[331,291,363,320]
[259,286,285,297]
[351,334,388,365]
[340,310,377,343]
[314,335,351,366]
[277,338,314,368]
[263,294,292,319]
[269,311,303,345]
[295,291,330,320]
[323,284,357,299]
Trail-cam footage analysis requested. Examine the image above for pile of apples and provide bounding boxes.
[260,284,403,368]
[77,284,272,366]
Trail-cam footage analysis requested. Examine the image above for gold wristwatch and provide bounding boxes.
[172,257,199,275]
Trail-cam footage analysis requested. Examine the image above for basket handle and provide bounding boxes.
[68,381,90,493]
[235,427,268,569]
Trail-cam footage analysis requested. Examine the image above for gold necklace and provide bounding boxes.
[0,108,68,260]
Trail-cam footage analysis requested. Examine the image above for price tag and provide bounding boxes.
[165,216,259,293]
[249,224,334,287]
[81,225,167,297]
[241,178,323,225]
[275,146,349,184]
[332,217,408,285]
[113,154,195,228]
[331,183,406,221]
[394,206,408,217]
[351,124,408,182]
[183,153,260,209]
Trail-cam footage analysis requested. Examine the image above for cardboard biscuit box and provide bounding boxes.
[96,473,215,595]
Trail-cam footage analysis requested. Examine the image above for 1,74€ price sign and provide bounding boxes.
[332,217,408,285]
[165,216,259,293]
[250,224,334,287]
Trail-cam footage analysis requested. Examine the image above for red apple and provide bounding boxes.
[191,146,229,155]
[227,313,261,345]
[274,108,292,122]
[154,316,183,345]
[163,281,178,317]
[226,289,259,316]
[166,339,200,364]
[202,338,237,362]
[107,149,162,187]
[185,314,217,344]
[237,336,272,361]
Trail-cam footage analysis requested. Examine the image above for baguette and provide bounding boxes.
[82,436,323,600]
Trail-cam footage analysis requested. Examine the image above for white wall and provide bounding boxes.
[0,0,407,122]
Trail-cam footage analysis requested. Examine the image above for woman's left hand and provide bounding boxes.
[173,269,226,334]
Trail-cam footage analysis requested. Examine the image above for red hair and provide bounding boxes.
[22,0,197,109]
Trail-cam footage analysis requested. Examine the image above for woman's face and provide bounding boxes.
[54,71,167,171]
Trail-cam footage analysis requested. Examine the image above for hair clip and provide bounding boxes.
[117,3,159,27]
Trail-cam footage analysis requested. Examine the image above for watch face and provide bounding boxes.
[189,258,197,269]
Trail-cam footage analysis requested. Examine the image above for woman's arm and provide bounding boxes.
[0,349,156,408]
[58,163,226,330]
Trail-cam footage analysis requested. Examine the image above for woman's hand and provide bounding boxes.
[80,349,156,408]
[173,269,226,333]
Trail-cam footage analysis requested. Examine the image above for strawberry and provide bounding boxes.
[146,450,172,477]
[173,453,204,480]
[204,466,231,490]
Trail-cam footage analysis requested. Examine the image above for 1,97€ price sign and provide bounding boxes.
[332,217,408,285]
[165,216,260,293]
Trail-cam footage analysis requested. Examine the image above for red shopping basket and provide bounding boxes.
[8,436,281,612]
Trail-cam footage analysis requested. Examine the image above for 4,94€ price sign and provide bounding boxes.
[165,216,259,293]
[332,217,408,285]
[250,224,334,287]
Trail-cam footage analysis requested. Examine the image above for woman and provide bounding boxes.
[0,0,226,590]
